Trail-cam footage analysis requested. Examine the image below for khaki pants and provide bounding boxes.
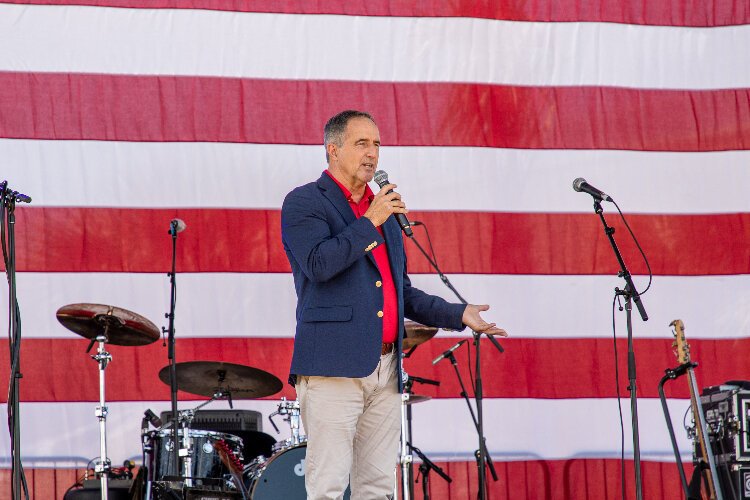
[296,352,400,500]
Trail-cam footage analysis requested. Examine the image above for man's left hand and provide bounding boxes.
[462,304,508,336]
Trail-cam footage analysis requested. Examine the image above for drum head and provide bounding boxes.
[249,444,350,499]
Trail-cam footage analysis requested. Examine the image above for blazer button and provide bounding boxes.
[377,310,384,318]
[376,280,382,287]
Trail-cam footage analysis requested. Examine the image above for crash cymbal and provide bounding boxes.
[56,303,160,346]
[159,361,283,399]
[402,321,439,350]
[404,394,432,405]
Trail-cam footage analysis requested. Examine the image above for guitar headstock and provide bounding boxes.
[670,319,690,364]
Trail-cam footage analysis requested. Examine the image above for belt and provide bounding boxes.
[381,342,395,355]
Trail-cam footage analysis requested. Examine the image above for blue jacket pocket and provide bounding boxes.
[300,305,353,323]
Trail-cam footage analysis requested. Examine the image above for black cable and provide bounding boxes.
[612,294,626,500]
[2,192,29,500]
[612,201,653,295]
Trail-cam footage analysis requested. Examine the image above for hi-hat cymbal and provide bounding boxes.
[404,394,432,405]
[402,321,439,350]
[56,303,160,346]
[159,361,283,399]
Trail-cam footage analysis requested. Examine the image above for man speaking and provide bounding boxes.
[281,110,507,499]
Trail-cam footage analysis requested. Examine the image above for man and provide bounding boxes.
[281,110,506,499]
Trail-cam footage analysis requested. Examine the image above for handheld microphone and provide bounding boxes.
[432,339,468,365]
[572,178,613,202]
[373,170,413,237]
[169,218,187,235]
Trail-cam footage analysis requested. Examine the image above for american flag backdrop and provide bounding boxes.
[0,1,749,498]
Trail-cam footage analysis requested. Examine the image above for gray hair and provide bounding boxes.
[323,110,376,163]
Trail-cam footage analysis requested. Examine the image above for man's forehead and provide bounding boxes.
[344,117,380,139]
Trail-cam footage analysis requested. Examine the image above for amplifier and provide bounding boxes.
[160,409,263,433]
[700,385,750,463]
[727,464,750,499]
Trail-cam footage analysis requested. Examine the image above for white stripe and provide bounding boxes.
[0,5,748,89]
[2,397,694,467]
[13,273,750,339]
[3,139,750,214]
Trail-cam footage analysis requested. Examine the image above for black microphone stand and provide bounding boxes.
[592,199,648,500]
[2,181,31,500]
[408,231,503,499]
[410,443,452,500]
[163,221,181,479]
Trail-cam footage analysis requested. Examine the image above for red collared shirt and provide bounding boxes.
[325,170,398,343]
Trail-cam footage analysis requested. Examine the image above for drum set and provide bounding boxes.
[57,303,445,500]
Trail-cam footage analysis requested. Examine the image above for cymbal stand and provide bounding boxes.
[175,391,228,487]
[399,389,413,500]
[90,313,120,500]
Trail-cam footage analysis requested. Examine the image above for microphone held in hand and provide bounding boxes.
[573,178,613,202]
[373,170,413,237]
[432,339,468,365]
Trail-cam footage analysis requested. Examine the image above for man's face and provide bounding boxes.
[330,117,380,188]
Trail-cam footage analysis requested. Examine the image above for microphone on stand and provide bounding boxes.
[573,178,613,202]
[432,339,468,365]
[373,170,413,237]
[169,218,187,235]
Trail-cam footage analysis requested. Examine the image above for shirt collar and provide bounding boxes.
[324,170,374,202]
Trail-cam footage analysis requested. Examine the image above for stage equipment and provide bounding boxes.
[57,303,159,500]
[2,181,32,500]
[164,218,186,481]
[575,178,649,500]
[405,219,503,500]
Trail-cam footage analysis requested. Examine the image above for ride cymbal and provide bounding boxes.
[56,303,160,346]
[159,361,283,399]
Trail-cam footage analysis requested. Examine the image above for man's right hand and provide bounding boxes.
[364,183,408,227]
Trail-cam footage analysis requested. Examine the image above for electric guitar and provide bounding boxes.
[671,319,723,500]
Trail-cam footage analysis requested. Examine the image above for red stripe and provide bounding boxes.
[4,337,747,402]
[0,460,690,499]
[1,72,749,151]
[7,207,750,275]
[2,0,747,27]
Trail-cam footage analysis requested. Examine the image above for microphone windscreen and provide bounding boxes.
[373,170,389,187]
[572,177,586,192]
[171,218,187,233]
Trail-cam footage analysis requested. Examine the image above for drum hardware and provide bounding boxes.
[57,303,159,500]
[399,371,439,500]
[268,398,304,449]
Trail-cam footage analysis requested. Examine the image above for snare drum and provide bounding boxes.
[144,428,243,481]
[244,442,350,499]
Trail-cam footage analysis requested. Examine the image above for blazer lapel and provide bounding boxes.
[317,172,378,267]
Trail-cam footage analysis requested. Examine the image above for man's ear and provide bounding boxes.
[326,143,337,161]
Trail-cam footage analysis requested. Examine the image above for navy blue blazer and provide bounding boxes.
[281,172,466,385]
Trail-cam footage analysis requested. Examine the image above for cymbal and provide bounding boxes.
[159,361,283,399]
[402,321,439,350]
[56,303,160,346]
[404,394,432,405]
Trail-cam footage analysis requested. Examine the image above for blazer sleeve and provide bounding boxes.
[402,251,467,330]
[281,186,385,283]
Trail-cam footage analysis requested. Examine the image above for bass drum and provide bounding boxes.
[244,443,350,499]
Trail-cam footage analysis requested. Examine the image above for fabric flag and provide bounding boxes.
[0,1,749,498]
